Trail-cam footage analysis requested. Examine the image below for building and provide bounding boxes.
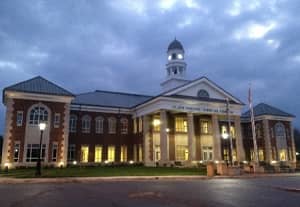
[1,39,297,169]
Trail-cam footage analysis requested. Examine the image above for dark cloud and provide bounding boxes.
[1,0,300,133]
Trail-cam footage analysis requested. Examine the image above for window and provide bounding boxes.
[108,117,116,134]
[13,142,20,162]
[200,120,210,134]
[29,106,48,125]
[95,117,104,134]
[176,145,188,161]
[258,149,264,161]
[202,146,213,161]
[52,143,58,162]
[120,118,128,134]
[68,144,76,161]
[172,53,176,59]
[133,118,137,133]
[197,89,209,98]
[275,122,287,159]
[26,144,46,162]
[279,149,287,161]
[107,146,115,162]
[153,117,160,132]
[224,149,229,161]
[175,117,187,132]
[120,145,127,162]
[16,111,23,126]
[54,113,60,128]
[69,115,77,133]
[221,125,228,135]
[81,146,89,163]
[138,144,143,162]
[138,117,143,132]
[95,146,102,163]
[82,115,91,133]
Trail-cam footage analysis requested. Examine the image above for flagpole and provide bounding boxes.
[248,84,259,171]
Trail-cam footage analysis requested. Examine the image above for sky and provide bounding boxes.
[0,0,300,134]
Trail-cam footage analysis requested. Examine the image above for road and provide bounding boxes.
[0,177,299,207]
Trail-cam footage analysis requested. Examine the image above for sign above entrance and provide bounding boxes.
[171,104,238,115]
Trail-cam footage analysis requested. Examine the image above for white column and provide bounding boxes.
[187,113,196,161]
[212,114,222,161]
[234,116,245,162]
[1,98,14,168]
[160,110,168,162]
[290,122,297,162]
[143,116,151,165]
[263,119,272,163]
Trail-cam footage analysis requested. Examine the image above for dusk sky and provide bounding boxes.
[0,0,300,134]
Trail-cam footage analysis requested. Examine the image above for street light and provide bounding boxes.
[35,122,46,176]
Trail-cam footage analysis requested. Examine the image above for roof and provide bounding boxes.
[166,95,240,104]
[72,90,153,108]
[3,76,74,100]
[168,39,184,51]
[242,103,295,118]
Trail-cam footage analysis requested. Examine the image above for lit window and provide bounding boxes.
[13,142,20,162]
[168,55,172,60]
[138,144,143,162]
[175,117,187,132]
[177,53,183,59]
[81,146,89,163]
[153,117,161,132]
[120,145,127,162]
[200,120,210,134]
[54,113,60,128]
[95,146,102,163]
[52,143,58,162]
[68,144,76,161]
[133,118,137,134]
[221,125,228,136]
[95,117,104,134]
[16,111,23,127]
[29,106,48,125]
[176,145,188,161]
[279,149,287,161]
[258,149,264,161]
[82,115,91,133]
[120,118,128,134]
[69,115,77,133]
[107,146,115,162]
[26,144,46,162]
[202,146,213,161]
[108,117,117,134]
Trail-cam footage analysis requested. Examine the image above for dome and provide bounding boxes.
[167,39,184,51]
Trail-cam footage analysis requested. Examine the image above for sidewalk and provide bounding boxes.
[0,173,299,184]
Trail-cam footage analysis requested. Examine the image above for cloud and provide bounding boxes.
[0,0,300,134]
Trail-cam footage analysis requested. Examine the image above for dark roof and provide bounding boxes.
[72,90,153,108]
[242,103,295,118]
[3,76,74,99]
[168,39,184,51]
[166,95,239,104]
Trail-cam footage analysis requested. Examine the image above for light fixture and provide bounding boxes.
[271,160,277,164]
[4,163,9,167]
[177,54,183,59]
[199,160,203,164]
[166,128,170,132]
[39,122,46,131]
[296,152,299,156]
[214,160,219,164]
[243,160,248,164]
[73,160,77,165]
[222,132,229,139]
[59,162,64,167]
[168,55,172,60]
[153,119,161,127]
[104,160,109,164]
[129,160,134,164]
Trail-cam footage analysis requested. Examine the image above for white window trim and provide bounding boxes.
[54,113,61,128]
[16,111,23,127]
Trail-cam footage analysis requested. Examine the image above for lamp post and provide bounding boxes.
[35,122,46,176]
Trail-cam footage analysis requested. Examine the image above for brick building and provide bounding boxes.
[1,39,297,169]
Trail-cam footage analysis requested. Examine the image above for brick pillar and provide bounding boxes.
[160,110,168,162]
[187,113,196,161]
[1,98,14,168]
[263,119,272,163]
[212,114,221,161]
[62,103,70,167]
[234,116,245,162]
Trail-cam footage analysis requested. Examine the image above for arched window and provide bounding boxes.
[29,106,48,125]
[108,117,116,134]
[120,118,128,134]
[275,122,287,161]
[82,115,91,133]
[95,116,104,134]
[197,89,210,98]
[69,115,77,133]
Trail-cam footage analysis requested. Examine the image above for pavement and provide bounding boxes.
[0,176,299,207]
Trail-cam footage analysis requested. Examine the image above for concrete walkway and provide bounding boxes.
[0,173,300,184]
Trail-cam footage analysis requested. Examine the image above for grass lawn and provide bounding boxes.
[0,166,206,178]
